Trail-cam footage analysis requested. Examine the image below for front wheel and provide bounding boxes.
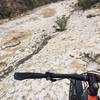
[69,79,85,100]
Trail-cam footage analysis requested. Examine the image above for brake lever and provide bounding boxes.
[46,76,57,82]
[46,77,64,82]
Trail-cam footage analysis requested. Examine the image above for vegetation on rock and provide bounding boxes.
[80,52,100,64]
[77,0,100,10]
[0,0,63,19]
[53,15,68,32]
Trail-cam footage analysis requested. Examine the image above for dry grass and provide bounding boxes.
[80,52,100,64]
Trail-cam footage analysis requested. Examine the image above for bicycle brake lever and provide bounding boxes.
[46,77,58,82]
[46,77,60,82]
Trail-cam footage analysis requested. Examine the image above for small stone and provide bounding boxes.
[87,14,96,18]
[96,58,100,64]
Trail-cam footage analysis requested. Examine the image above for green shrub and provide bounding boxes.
[53,15,68,32]
[78,0,99,10]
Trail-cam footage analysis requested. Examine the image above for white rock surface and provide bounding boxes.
[0,0,100,100]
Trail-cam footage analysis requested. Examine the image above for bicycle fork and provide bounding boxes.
[87,73,99,100]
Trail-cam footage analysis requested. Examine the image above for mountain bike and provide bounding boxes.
[14,71,100,100]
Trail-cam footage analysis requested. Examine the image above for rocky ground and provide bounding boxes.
[0,0,100,100]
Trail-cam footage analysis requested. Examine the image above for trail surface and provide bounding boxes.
[0,0,100,100]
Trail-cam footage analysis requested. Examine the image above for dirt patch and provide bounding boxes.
[39,8,56,17]
[0,30,32,60]
[0,30,32,46]
[5,30,32,40]
[68,59,84,72]
[0,46,21,60]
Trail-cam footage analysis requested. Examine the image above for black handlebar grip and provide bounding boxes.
[14,72,46,80]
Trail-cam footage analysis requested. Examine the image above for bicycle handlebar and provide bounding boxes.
[14,72,100,82]
[14,72,86,81]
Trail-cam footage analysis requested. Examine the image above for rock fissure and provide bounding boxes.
[0,35,54,80]
[15,36,52,67]
[0,0,100,99]
[0,4,86,80]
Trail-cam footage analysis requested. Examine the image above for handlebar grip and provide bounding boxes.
[14,72,46,80]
